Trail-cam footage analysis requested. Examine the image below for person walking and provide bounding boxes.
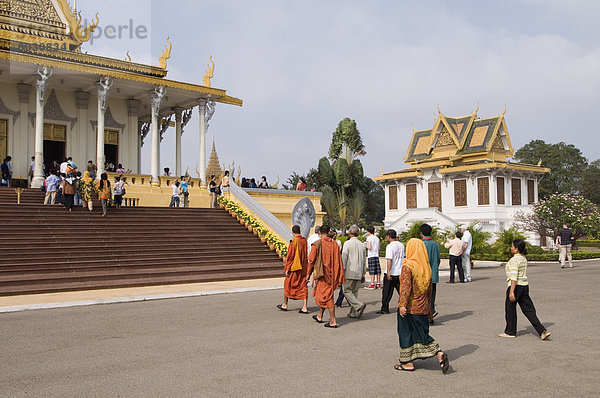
[460,225,473,282]
[306,225,320,287]
[420,224,440,324]
[96,173,111,217]
[445,231,465,283]
[365,226,381,290]
[0,157,10,186]
[43,170,60,204]
[61,176,78,211]
[341,226,367,319]
[79,171,95,211]
[278,225,309,313]
[169,181,181,208]
[86,160,96,180]
[307,225,345,328]
[377,229,404,315]
[498,239,551,340]
[555,224,574,268]
[394,238,449,373]
[113,176,126,209]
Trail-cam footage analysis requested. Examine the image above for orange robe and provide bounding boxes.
[284,235,309,300]
[307,236,345,309]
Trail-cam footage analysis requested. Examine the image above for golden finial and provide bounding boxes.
[125,51,131,62]
[502,104,507,116]
[380,168,384,176]
[474,102,479,115]
[271,175,280,189]
[537,159,542,167]
[60,1,99,44]
[437,103,442,115]
[411,123,415,133]
[203,56,215,87]
[159,37,172,69]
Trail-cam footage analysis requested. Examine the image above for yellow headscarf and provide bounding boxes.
[81,170,92,184]
[402,238,432,295]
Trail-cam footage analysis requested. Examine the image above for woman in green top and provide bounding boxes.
[498,239,551,340]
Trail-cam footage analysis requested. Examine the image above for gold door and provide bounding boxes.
[428,182,442,212]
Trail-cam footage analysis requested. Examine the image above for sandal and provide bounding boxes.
[324,322,338,328]
[298,309,309,314]
[276,304,288,312]
[439,352,449,374]
[394,364,415,371]
[312,314,324,323]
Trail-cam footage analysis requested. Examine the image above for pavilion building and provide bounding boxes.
[374,108,549,244]
[0,0,241,188]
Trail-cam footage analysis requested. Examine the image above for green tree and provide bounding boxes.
[514,193,600,239]
[514,140,587,198]
[398,221,444,246]
[493,227,528,257]
[580,160,600,205]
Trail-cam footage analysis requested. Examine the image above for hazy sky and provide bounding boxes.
[79,0,600,182]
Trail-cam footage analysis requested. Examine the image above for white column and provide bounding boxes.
[75,90,90,167]
[31,67,52,189]
[126,99,140,173]
[149,86,166,186]
[17,84,31,182]
[174,107,183,177]
[198,99,207,188]
[96,77,113,178]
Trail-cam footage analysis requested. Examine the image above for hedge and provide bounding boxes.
[440,250,600,262]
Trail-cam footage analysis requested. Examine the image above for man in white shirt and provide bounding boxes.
[461,225,473,282]
[376,229,405,314]
[365,226,381,289]
[59,158,69,175]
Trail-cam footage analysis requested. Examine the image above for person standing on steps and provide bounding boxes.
[79,171,95,211]
[341,225,367,320]
[556,224,574,268]
[96,173,111,217]
[365,226,381,290]
[460,225,473,282]
[420,224,440,324]
[498,239,551,340]
[394,238,449,373]
[377,229,404,315]
[169,181,181,208]
[277,225,309,314]
[209,175,219,208]
[61,175,78,212]
[180,176,190,208]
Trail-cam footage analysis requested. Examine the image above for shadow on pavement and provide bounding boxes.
[446,344,479,361]
[522,322,555,337]
[434,310,474,325]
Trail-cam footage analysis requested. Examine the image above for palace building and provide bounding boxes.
[374,107,549,243]
[0,0,241,188]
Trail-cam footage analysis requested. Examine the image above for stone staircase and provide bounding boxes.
[0,188,284,296]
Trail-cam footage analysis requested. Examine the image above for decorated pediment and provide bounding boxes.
[404,107,514,165]
[0,0,98,49]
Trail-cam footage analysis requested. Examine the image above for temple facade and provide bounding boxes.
[374,108,549,244]
[0,0,241,188]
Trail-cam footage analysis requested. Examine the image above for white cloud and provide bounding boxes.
[85,0,600,179]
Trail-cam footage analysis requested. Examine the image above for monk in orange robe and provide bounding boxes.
[277,225,309,313]
[307,225,345,328]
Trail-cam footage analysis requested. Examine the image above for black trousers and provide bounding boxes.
[504,285,545,336]
[449,255,465,282]
[63,194,74,210]
[430,283,437,314]
[380,274,400,312]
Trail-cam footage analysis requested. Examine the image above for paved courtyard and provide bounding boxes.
[1,261,599,397]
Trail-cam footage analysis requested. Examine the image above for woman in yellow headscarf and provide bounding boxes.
[394,238,449,373]
[79,171,95,211]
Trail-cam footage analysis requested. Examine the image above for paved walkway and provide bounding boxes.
[1,262,598,397]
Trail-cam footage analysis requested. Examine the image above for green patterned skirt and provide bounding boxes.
[397,311,441,364]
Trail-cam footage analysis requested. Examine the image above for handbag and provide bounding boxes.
[290,238,303,272]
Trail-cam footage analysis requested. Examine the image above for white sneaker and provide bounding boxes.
[498,333,516,338]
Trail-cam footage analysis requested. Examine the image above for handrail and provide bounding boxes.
[224,182,293,242]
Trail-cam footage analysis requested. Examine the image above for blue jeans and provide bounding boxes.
[335,286,348,307]
[169,196,180,207]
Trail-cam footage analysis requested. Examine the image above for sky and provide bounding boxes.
[78,0,600,183]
